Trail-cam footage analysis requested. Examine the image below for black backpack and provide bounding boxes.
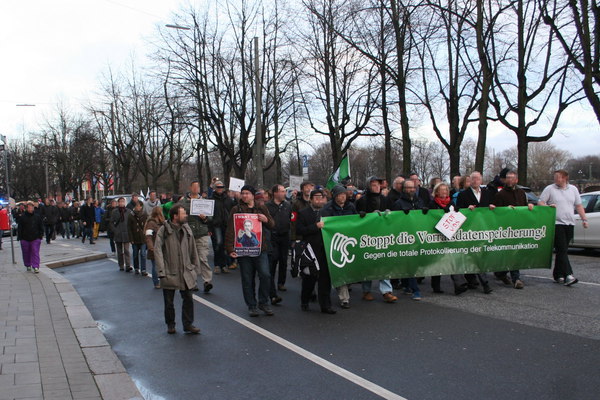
[290,241,320,278]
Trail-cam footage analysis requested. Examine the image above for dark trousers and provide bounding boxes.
[44,224,54,243]
[210,226,228,268]
[81,224,94,244]
[300,263,332,310]
[163,289,194,328]
[270,233,289,287]
[553,224,574,279]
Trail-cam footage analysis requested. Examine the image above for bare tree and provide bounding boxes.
[300,0,379,167]
[489,0,581,185]
[541,0,600,124]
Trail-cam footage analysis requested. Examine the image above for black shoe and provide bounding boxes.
[249,308,259,317]
[119,267,124,271]
[81,237,85,243]
[277,284,287,292]
[134,269,140,275]
[301,304,309,311]
[167,325,176,334]
[432,286,444,294]
[203,282,213,293]
[126,267,133,272]
[483,284,493,294]
[258,304,274,316]
[271,296,282,305]
[454,284,468,295]
[310,293,317,302]
[321,308,336,314]
[340,301,350,309]
[184,325,201,334]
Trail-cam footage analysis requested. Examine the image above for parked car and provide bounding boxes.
[517,185,539,205]
[572,191,600,249]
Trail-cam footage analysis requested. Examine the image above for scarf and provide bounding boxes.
[118,206,126,222]
[434,196,451,209]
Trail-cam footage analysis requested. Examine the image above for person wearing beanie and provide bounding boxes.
[320,184,357,309]
[355,176,398,304]
[225,185,276,317]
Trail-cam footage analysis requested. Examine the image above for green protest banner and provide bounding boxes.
[321,206,556,287]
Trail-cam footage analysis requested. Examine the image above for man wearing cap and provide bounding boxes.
[266,184,293,302]
[225,185,276,317]
[209,180,234,273]
[356,176,398,303]
[320,184,357,309]
[296,188,336,313]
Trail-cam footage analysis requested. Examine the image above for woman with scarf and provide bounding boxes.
[429,182,469,295]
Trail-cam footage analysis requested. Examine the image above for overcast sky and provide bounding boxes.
[1,0,598,159]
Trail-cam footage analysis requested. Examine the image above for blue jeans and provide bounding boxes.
[132,243,147,271]
[150,259,159,286]
[237,252,270,308]
[362,279,393,294]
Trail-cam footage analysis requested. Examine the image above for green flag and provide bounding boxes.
[326,155,350,190]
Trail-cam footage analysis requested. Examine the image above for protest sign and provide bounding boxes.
[233,213,262,257]
[190,199,215,216]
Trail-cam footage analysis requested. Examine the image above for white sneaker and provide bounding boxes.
[33,268,40,274]
[564,275,578,286]
[554,277,565,284]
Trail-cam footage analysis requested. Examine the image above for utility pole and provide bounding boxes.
[1,135,16,264]
[254,36,263,188]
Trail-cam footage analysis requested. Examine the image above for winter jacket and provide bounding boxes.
[178,196,211,238]
[42,205,60,225]
[291,196,311,241]
[94,207,105,223]
[144,217,164,260]
[456,187,493,209]
[266,199,292,236]
[210,191,234,227]
[154,221,200,290]
[225,201,275,254]
[492,186,528,207]
[320,200,357,217]
[17,211,44,241]
[59,207,72,223]
[143,199,161,216]
[393,193,424,211]
[80,204,95,226]
[127,209,147,245]
[355,190,387,213]
[110,207,132,243]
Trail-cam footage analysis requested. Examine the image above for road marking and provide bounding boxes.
[191,294,407,400]
[521,274,600,287]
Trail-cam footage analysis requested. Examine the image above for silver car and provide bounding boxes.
[572,191,600,249]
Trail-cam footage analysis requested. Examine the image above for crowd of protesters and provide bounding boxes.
[6,168,588,333]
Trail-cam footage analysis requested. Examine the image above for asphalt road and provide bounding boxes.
[54,239,600,400]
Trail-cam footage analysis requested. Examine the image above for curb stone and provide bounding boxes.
[42,255,144,400]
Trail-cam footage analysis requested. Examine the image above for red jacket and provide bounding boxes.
[0,208,9,230]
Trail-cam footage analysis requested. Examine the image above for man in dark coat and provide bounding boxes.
[491,170,532,289]
[455,171,493,294]
[296,188,335,314]
[266,184,292,300]
[356,176,397,303]
[210,181,234,272]
[320,185,357,308]
[110,197,132,271]
[41,198,59,244]
[79,197,96,245]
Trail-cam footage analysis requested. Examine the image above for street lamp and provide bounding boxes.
[165,24,190,30]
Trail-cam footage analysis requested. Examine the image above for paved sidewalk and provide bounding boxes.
[0,235,142,400]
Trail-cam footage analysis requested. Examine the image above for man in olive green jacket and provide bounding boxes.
[155,204,201,334]
[178,181,216,294]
